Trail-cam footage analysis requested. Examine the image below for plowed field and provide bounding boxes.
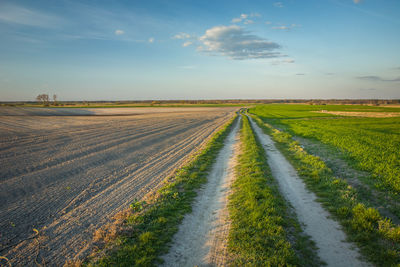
[0,107,236,265]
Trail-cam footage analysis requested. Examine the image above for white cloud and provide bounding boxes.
[198,25,282,60]
[250,13,261,18]
[183,41,193,47]
[271,24,300,30]
[172,32,191,39]
[274,2,284,8]
[244,20,254,25]
[232,13,261,24]
[115,29,124,35]
[148,37,154,43]
[231,14,248,23]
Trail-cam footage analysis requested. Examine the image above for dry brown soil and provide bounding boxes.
[315,110,400,117]
[0,107,236,266]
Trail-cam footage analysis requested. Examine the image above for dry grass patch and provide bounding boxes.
[315,110,400,117]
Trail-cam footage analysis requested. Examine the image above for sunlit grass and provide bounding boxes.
[228,115,320,266]
[250,112,400,266]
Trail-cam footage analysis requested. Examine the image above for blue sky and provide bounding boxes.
[0,0,399,101]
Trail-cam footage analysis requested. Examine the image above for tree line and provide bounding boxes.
[36,94,58,106]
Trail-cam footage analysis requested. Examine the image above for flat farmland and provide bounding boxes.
[0,107,237,265]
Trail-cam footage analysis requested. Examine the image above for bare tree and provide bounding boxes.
[36,94,50,106]
[53,94,58,106]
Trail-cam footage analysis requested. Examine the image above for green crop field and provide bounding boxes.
[248,105,400,265]
[250,104,400,195]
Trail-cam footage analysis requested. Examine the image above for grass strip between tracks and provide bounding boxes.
[227,115,320,266]
[85,115,237,266]
[249,113,400,266]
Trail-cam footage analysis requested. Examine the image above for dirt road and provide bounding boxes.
[0,107,236,266]
[161,117,240,267]
[249,117,370,267]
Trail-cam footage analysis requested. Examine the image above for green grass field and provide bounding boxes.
[249,105,400,265]
[250,104,400,195]
[250,104,400,119]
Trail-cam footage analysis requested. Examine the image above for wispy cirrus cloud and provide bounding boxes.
[171,32,195,47]
[172,32,191,39]
[232,14,248,23]
[0,2,165,44]
[273,2,284,8]
[271,58,295,65]
[271,23,301,30]
[0,2,65,28]
[244,20,254,25]
[197,25,282,60]
[272,26,290,30]
[357,75,400,82]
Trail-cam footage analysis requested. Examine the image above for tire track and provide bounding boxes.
[161,117,240,267]
[249,116,370,267]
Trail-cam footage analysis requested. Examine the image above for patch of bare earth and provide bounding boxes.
[160,117,240,267]
[0,107,237,266]
[249,117,371,267]
[382,105,400,108]
[314,110,400,117]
